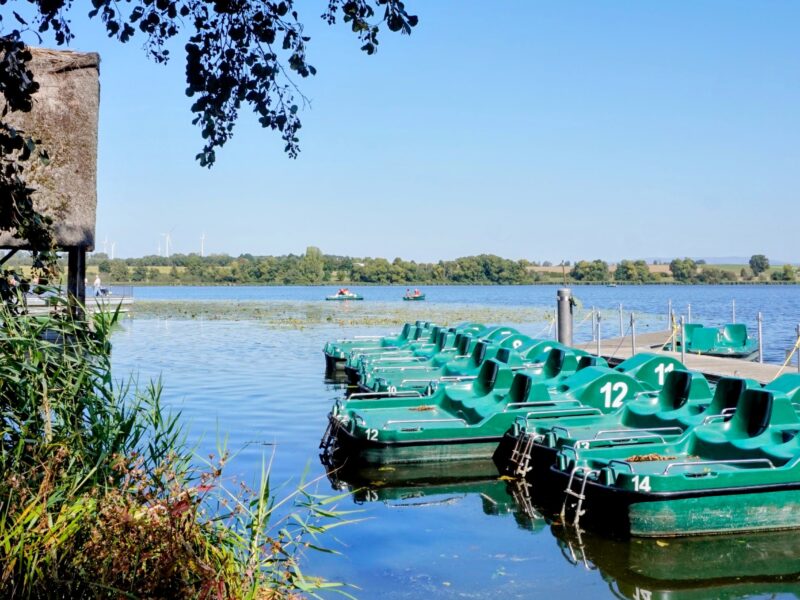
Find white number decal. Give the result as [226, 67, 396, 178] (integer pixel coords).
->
[600, 381, 628, 408]
[387, 385, 397, 393]
[575, 441, 590, 449]
[365, 428, 378, 441]
[513, 339, 523, 349]
[654, 362, 675, 386]
[632, 475, 651, 492]
[365, 490, 379, 502]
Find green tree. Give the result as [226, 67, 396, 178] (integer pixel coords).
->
[570, 260, 610, 282]
[130, 265, 148, 282]
[772, 264, 795, 282]
[669, 258, 697, 282]
[749, 254, 770, 275]
[109, 260, 129, 282]
[614, 260, 653, 283]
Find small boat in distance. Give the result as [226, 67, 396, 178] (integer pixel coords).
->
[403, 288, 426, 301]
[326, 288, 363, 301]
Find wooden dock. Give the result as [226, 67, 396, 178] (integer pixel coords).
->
[578, 329, 788, 384]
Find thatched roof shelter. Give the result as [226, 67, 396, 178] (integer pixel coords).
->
[0, 48, 100, 251]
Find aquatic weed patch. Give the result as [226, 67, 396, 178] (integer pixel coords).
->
[133, 300, 559, 329]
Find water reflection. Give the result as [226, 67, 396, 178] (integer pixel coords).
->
[551, 526, 800, 599]
[325, 454, 800, 599]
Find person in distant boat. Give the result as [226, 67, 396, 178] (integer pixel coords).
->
[93, 274, 102, 297]
[414, 288, 420, 297]
[406, 288, 411, 297]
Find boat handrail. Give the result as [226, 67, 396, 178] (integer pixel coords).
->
[369, 356, 428, 364]
[374, 365, 439, 373]
[524, 407, 603, 419]
[346, 390, 422, 399]
[504, 400, 582, 411]
[352, 336, 385, 340]
[662, 458, 775, 475]
[398, 378, 441, 385]
[438, 375, 478, 382]
[607, 459, 635, 473]
[382, 418, 467, 430]
[550, 425, 572, 439]
[576, 433, 670, 448]
[593, 426, 684, 439]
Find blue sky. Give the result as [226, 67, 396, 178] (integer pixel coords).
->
[39, 1, 800, 261]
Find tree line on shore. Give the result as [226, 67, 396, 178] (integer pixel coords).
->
[61, 249, 796, 285]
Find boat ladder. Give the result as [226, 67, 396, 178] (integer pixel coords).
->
[508, 478, 541, 521]
[319, 415, 343, 455]
[508, 431, 537, 477]
[560, 466, 598, 529]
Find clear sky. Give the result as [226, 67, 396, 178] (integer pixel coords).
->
[39, 1, 800, 262]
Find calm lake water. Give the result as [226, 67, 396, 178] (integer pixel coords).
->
[112, 285, 800, 599]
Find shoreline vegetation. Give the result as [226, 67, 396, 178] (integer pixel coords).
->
[0, 299, 353, 597]
[8, 250, 797, 287]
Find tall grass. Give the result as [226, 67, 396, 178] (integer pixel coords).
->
[0, 296, 355, 598]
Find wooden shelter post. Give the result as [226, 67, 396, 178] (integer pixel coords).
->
[67, 247, 86, 315]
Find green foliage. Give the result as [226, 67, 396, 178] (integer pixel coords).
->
[696, 266, 737, 284]
[614, 259, 653, 283]
[569, 259, 609, 282]
[669, 257, 697, 282]
[772, 264, 795, 282]
[749, 254, 770, 275]
[0, 300, 352, 597]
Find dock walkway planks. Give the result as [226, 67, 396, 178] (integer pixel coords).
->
[577, 329, 788, 384]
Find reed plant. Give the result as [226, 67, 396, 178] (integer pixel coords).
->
[0, 295, 355, 599]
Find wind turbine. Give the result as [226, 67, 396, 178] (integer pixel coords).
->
[110, 241, 116, 260]
[103, 236, 109, 255]
[162, 227, 175, 258]
[201, 232, 206, 257]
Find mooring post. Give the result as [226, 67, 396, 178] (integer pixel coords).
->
[596, 312, 602, 357]
[687, 303, 692, 324]
[680, 315, 686, 364]
[757, 311, 764, 364]
[630, 313, 636, 356]
[556, 288, 574, 346]
[667, 299, 672, 326]
[591, 306, 597, 342]
[618, 303, 624, 337]
[732, 299, 736, 324]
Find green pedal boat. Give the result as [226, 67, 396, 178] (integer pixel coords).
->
[665, 323, 759, 360]
[324, 320, 439, 371]
[340, 323, 490, 382]
[496, 363, 734, 484]
[320, 348, 675, 468]
[551, 375, 800, 537]
[356, 332, 566, 394]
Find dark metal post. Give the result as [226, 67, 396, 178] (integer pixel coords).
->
[630, 313, 636, 355]
[757, 312, 763, 364]
[591, 306, 597, 342]
[67, 246, 86, 318]
[618, 303, 623, 337]
[557, 288, 573, 346]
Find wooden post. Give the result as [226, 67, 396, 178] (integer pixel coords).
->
[67, 246, 86, 317]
